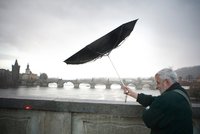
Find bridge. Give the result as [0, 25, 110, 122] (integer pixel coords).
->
[40, 78, 156, 90]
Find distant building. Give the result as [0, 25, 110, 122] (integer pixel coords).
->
[0, 69, 12, 88]
[0, 60, 20, 88]
[0, 59, 46, 88]
[12, 60, 20, 87]
[21, 64, 38, 86]
[196, 76, 200, 82]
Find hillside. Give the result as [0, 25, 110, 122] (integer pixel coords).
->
[175, 65, 200, 80]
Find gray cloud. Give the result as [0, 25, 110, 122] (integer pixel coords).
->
[0, 0, 200, 77]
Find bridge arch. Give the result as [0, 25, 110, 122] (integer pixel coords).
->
[110, 83, 121, 89]
[140, 83, 156, 90]
[64, 82, 74, 88]
[48, 82, 57, 88]
[95, 84, 106, 89]
[126, 83, 137, 89]
[79, 83, 91, 89]
[142, 84, 151, 89]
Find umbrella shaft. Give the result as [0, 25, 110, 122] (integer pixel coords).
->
[107, 56, 127, 103]
[107, 55, 124, 86]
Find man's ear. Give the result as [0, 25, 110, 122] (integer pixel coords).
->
[165, 79, 172, 85]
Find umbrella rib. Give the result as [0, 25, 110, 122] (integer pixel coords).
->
[112, 26, 124, 50]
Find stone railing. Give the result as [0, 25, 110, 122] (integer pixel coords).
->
[0, 97, 199, 134]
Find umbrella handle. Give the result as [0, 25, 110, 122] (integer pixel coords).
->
[107, 55, 128, 103]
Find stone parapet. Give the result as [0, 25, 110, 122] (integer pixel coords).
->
[0, 97, 199, 134]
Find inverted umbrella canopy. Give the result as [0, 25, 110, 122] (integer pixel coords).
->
[64, 19, 138, 64]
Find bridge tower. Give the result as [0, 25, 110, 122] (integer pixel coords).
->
[90, 78, 95, 89]
[105, 79, 111, 89]
[57, 79, 64, 88]
[90, 83, 95, 89]
[12, 59, 20, 87]
[73, 79, 80, 89]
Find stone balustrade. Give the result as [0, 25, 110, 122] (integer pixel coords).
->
[0, 97, 199, 134]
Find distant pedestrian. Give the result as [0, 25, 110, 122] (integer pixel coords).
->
[123, 68, 193, 134]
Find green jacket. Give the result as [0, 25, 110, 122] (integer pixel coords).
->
[137, 82, 193, 134]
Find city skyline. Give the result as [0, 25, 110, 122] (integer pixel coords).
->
[0, 0, 200, 79]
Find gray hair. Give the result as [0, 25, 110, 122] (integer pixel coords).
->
[156, 68, 178, 83]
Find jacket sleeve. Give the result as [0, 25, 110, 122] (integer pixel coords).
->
[142, 95, 174, 129]
[137, 93, 156, 107]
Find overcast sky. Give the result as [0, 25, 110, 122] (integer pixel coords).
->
[0, 0, 200, 79]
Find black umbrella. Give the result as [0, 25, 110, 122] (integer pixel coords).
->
[64, 19, 138, 102]
[65, 19, 138, 64]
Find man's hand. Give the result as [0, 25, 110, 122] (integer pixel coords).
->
[122, 86, 138, 99]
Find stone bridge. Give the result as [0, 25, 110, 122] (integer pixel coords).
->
[41, 78, 156, 90]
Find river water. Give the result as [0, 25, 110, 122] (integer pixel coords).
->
[0, 84, 160, 102]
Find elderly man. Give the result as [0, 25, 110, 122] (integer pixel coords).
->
[123, 68, 193, 134]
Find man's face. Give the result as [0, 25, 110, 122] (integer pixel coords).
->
[155, 75, 168, 94]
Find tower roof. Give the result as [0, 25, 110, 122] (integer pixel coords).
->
[15, 59, 18, 65]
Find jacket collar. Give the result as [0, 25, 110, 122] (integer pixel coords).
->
[164, 82, 183, 93]
[164, 82, 190, 97]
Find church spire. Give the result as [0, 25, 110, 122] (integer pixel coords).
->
[15, 59, 18, 66]
[26, 63, 31, 74]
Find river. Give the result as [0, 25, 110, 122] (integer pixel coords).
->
[0, 83, 160, 102]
